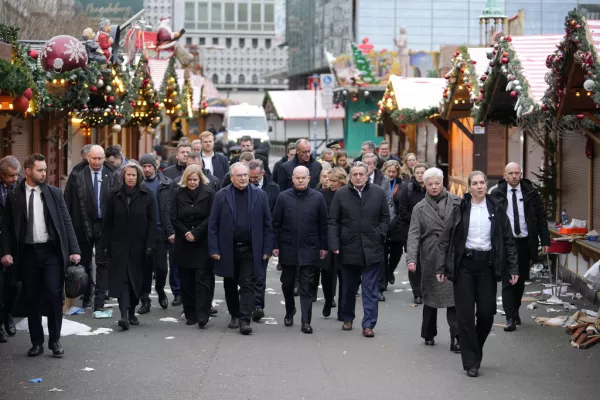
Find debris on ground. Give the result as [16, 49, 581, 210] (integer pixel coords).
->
[159, 317, 179, 323]
[81, 367, 95, 372]
[48, 388, 64, 392]
[527, 302, 538, 310]
[76, 327, 112, 336]
[165, 336, 175, 340]
[92, 310, 113, 319]
[64, 306, 85, 315]
[537, 311, 600, 349]
[28, 378, 43, 383]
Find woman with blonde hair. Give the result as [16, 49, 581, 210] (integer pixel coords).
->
[171, 164, 216, 328]
[399, 153, 418, 182]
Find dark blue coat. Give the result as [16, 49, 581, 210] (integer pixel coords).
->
[261, 179, 280, 212]
[272, 188, 328, 267]
[208, 184, 273, 279]
[207, 152, 230, 180]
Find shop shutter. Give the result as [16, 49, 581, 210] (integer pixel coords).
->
[426, 122, 437, 167]
[593, 141, 600, 231]
[486, 123, 506, 178]
[507, 127, 523, 166]
[416, 123, 427, 162]
[9, 117, 33, 166]
[561, 135, 588, 221]
[524, 137, 544, 182]
[450, 120, 473, 180]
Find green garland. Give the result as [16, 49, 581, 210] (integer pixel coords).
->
[472, 34, 537, 125]
[128, 56, 161, 128]
[0, 59, 30, 97]
[390, 106, 439, 127]
[441, 46, 479, 114]
[158, 58, 179, 103]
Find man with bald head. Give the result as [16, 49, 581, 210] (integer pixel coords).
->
[65, 144, 118, 310]
[491, 162, 550, 332]
[208, 163, 273, 335]
[272, 166, 328, 333]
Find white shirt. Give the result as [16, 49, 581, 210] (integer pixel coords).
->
[25, 183, 49, 243]
[506, 184, 528, 238]
[257, 176, 264, 189]
[465, 199, 492, 251]
[202, 151, 214, 175]
[352, 185, 365, 198]
[369, 172, 374, 184]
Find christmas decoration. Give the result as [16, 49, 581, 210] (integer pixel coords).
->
[350, 43, 380, 85]
[28, 49, 38, 60]
[111, 123, 122, 133]
[158, 58, 181, 117]
[40, 35, 88, 72]
[128, 56, 161, 127]
[440, 46, 480, 116]
[12, 96, 29, 113]
[23, 88, 33, 100]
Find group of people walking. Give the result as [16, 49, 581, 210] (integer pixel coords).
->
[0, 134, 550, 378]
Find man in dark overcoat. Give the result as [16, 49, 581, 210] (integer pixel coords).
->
[276, 139, 322, 191]
[208, 163, 273, 335]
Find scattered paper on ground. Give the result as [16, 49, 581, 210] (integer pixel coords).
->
[536, 316, 568, 327]
[159, 317, 179, 323]
[76, 327, 112, 336]
[521, 297, 538, 302]
[48, 388, 64, 392]
[81, 367, 95, 372]
[29, 378, 42, 383]
[64, 307, 85, 315]
[401, 281, 409, 285]
[497, 309, 506, 315]
[280, 301, 286, 305]
[165, 336, 175, 340]
[212, 299, 224, 307]
[393, 289, 404, 293]
[92, 310, 113, 319]
[17, 317, 93, 336]
[103, 304, 118, 308]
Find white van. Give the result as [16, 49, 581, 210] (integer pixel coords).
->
[222, 103, 271, 157]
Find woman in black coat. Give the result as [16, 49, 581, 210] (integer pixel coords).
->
[103, 162, 156, 331]
[390, 162, 427, 303]
[318, 167, 348, 318]
[171, 164, 215, 328]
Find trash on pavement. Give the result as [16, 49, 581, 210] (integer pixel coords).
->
[264, 320, 277, 325]
[76, 327, 112, 336]
[92, 310, 113, 319]
[18, 317, 92, 336]
[527, 303, 538, 310]
[525, 291, 542, 295]
[103, 303, 118, 308]
[48, 388, 64, 392]
[159, 317, 179, 323]
[81, 367, 95, 372]
[575, 293, 583, 300]
[65, 306, 85, 315]
[583, 309, 598, 318]
[563, 303, 578, 311]
[28, 378, 43, 383]
[393, 289, 404, 293]
[535, 316, 568, 327]
[165, 336, 175, 340]
[547, 308, 563, 312]
[569, 322, 600, 349]
[521, 297, 538, 302]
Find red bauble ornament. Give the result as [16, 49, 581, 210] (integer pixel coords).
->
[28, 49, 38, 59]
[40, 35, 88, 72]
[510, 91, 518, 97]
[576, 114, 585, 120]
[541, 104, 548, 111]
[481, 75, 487, 82]
[90, 86, 98, 93]
[505, 36, 512, 42]
[472, 60, 477, 64]
[501, 57, 509, 64]
[12, 96, 29, 113]
[107, 96, 115, 103]
[154, 102, 160, 109]
[130, 101, 136, 107]
[489, 62, 495, 67]
[479, 121, 485, 127]
[23, 88, 33, 100]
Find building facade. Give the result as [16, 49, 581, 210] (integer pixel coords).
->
[172, 0, 288, 103]
[144, 0, 173, 27]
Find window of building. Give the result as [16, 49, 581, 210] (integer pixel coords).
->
[252, 38, 258, 49]
[224, 2, 235, 29]
[184, 2, 195, 29]
[211, 3, 222, 29]
[239, 38, 245, 48]
[212, 37, 219, 45]
[186, 37, 192, 45]
[239, 74, 245, 84]
[226, 38, 232, 48]
[264, 3, 274, 30]
[252, 74, 258, 84]
[198, 2, 208, 29]
[265, 38, 271, 49]
[251, 3, 261, 30]
[199, 37, 206, 45]
[238, 2, 248, 30]
[226, 74, 232, 84]
[212, 74, 219, 84]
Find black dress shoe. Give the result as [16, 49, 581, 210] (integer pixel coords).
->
[118, 319, 130, 331]
[378, 292, 386, 302]
[48, 340, 64, 357]
[82, 299, 92, 309]
[388, 275, 395, 285]
[5, 315, 16, 337]
[210, 307, 218, 315]
[467, 368, 479, 378]
[301, 323, 313, 334]
[514, 314, 522, 325]
[28, 344, 44, 357]
[228, 317, 239, 329]
[186, 318, 199, 325]
[424, 338, 435, 346]
[171, 295, 182, 307]
[239, 323, 252, 335]
[331, 300, 337, 308]
[414, 297, 423, 304]
[322, 302, 332, 317]
[284, 308, 296, 327]
[252, 309, 265, 322]
[504, 319, 516, 332]
[137, 299, 151, 315]
[198, 321, 207, 329]
[157, 290, 168, 309]
[450, 337, 461, 353]
[0, 326, 7, 343]
[129, 314, 140, 326]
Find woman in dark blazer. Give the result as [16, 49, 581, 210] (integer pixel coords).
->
[103, 162, 156, 331]
[171, 164, 215, 329]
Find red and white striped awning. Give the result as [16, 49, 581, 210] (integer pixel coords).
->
[510, 35, 564, 104]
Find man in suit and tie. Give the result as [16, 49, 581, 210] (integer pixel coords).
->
[64, 145, 117, 310]
[0, 156, 22, 342]
[1, 154, 80, 357]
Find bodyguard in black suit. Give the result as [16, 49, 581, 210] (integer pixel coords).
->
[491, 163, 550, 332]
[0, 156, 22, 342]
[64, 145, 116, 310]
[437, 171, 518, 377]
[192, 132, 230, 180]
[2, 154, 81, 357]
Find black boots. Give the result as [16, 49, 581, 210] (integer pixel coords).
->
[138, 298, 151, 314]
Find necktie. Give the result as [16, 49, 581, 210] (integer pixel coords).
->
[511, 188, 521, 236]
[26, 189, 35, 243]
[94, 172, 101, 218]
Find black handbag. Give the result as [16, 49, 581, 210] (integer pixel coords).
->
[64, 263, 88, 299]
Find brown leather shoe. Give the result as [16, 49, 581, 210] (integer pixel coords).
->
[342, 321, 353, 331]
[362, 328, 374, 338]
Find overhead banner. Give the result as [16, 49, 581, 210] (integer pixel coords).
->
[75, 0, 144, 26]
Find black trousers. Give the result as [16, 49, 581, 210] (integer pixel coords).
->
[281, 264, 317, 323]
[80, 219, 108, 307]
[320, 253, 338, 305]
[0, 266, 21, 324]
[253, 259, 268, 310]
[454, 256, 497, 371]
[380, 240, 404, 291]
[409, 263, 423, 298]
[502, 238, 530, 319]
[118, 273, 138, 321]
[180, 267, 214, 325]
[421, 305, 457, 340]
[22, 243, 62, 345]
[141, 229, 168, 300]
[223, 244, 254, 324]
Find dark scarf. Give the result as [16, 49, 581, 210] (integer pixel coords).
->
[123, 185, 139, 205]
[426, 187, 448, 220]
[186, 186, 202, 202]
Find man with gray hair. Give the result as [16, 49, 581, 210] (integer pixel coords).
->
[277, 139, 322, 191]
[355, 141, 384, 168]
[0, 156, 22, 341]
[363, 153, 384, 186]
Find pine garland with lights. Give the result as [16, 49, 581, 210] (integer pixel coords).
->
[352, 110, 379, 123]
[391, 107, 439, 127]
[159, 58, 181, 118]
[441, 46, 479, 114]
[181, 77, 194, 118]
[473, 33, 536, 125]
[128, 56, 161, 127]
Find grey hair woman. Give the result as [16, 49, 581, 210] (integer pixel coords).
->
[406, 167, 462, 351]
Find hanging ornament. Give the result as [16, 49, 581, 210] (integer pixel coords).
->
[90, 85, 98, 93]
[515, 85, 523, 91]
[111, 124, 122, 133]
[479, 121, 485, 127]
[154, 117, 161, 124]
[107, 96, 115, 103]
[583, 79, 596, 91]
[12, 96, 30, 113]
[541, 104, 549, 111]
[501, 57, 509, 64]
[97, 79, 104, 88]
[28, 49, 38, 59]
[576, 114, 585, 120]
[40, 35, 88, 72]
[154, 102, 160, 109]
[510, 91, 518, 97]
[146, 127, 155, 134]
[105, 85, 112, 93]
[23, 88, 33, 100]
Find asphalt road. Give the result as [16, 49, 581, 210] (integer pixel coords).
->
[0, 254, 599, 400]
